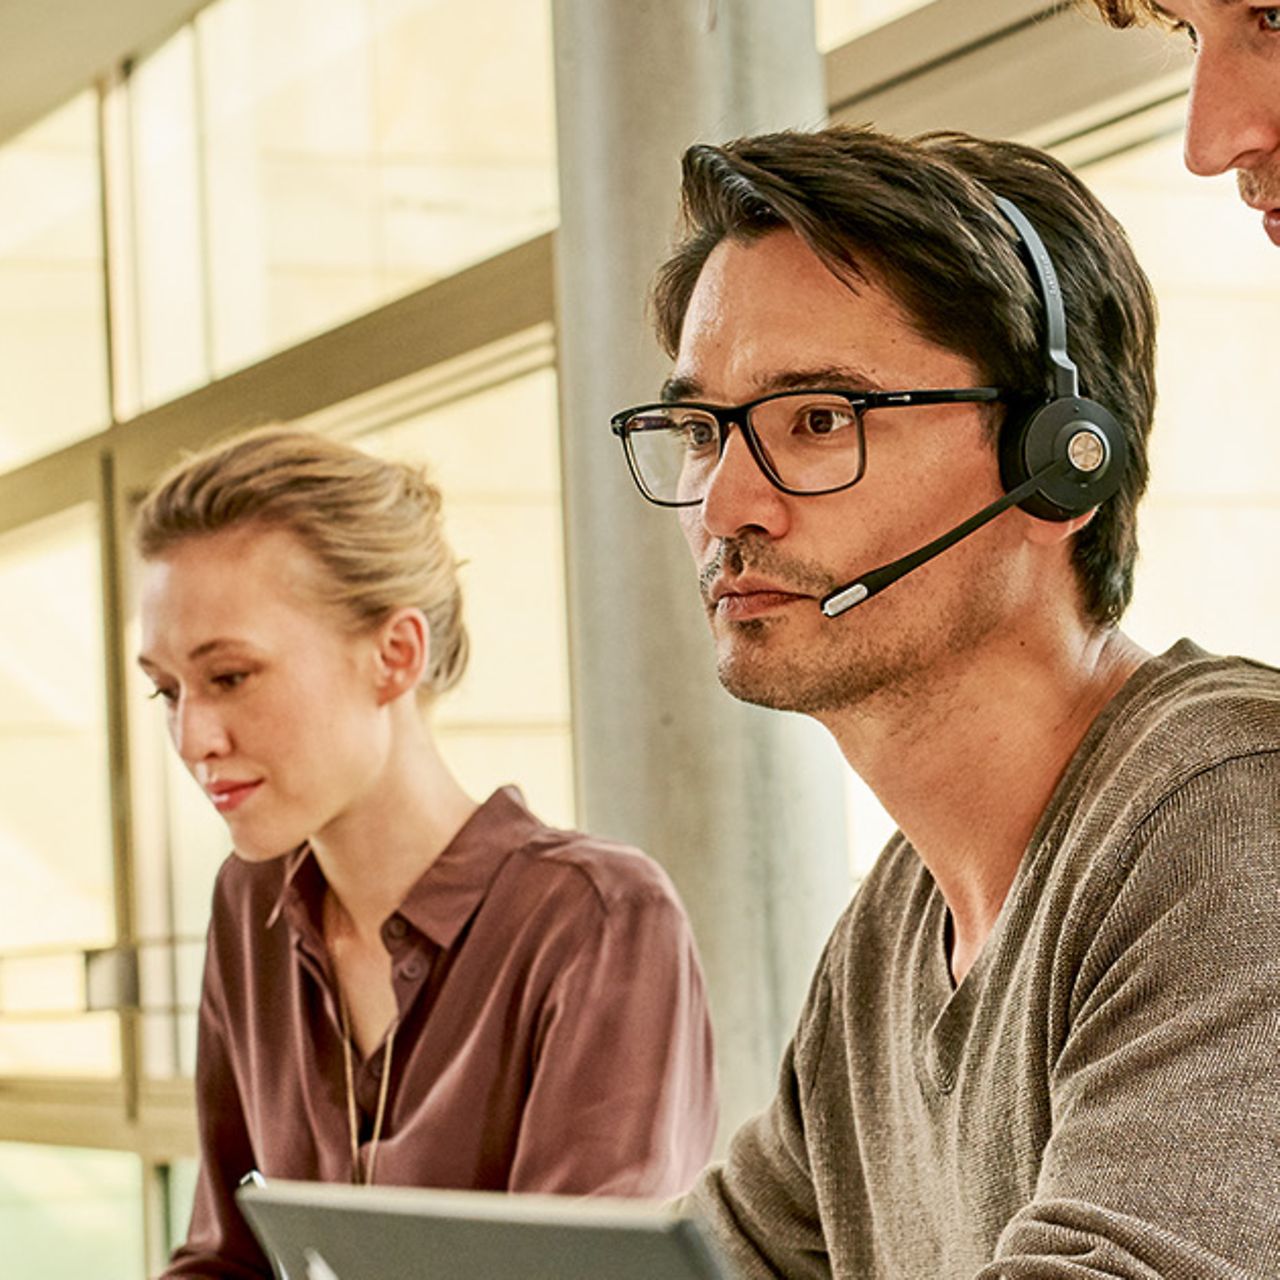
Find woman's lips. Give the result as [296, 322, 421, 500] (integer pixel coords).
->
[208, 780, 263, 812]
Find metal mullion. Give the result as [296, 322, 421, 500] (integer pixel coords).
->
[99, 446, 144, 1128]
[110, 231, 555, 497]
[0, 437, 102, 537]
[98, 65, 143, 425]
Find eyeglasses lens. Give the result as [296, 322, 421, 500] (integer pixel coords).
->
[624, 393, 863, 503]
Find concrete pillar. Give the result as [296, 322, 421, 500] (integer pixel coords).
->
[551, 0, 851, 1143]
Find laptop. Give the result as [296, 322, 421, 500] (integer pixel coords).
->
[236, 1178, 738, 1280]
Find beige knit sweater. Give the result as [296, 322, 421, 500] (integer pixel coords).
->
[691, 640, 1280, 1279]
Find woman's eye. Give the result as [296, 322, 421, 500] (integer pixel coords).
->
[148, 686, 177, 705]
[212, 672, 249, 691]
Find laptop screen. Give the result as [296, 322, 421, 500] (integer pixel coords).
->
[236, 1178, 737, 1280]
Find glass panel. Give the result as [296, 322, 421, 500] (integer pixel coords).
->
[0, 505, 117, 1073]
[816, 0, 935, 50]
[165, 1157, 200, 1258]
[1077, 119, 1280, 666]
[356, 366, 575, 827]
[195, 0, 557, 376]
[130, 25, 210, 410]
[0, 1143, 144, 1280]
[0, 92, 109, 470]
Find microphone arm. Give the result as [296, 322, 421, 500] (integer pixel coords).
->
[819, 458, 1070, 619]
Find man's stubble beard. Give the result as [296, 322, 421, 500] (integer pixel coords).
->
[1240, 165, 1280, 211]
[709, 554, 1014, 717]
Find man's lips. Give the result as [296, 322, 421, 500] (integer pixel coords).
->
[709, 577, 813, 619]
[205, 779, 263, 812]
[1264, 209, 1280, 247]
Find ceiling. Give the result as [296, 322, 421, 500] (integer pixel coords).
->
[0, 0, 211, 145]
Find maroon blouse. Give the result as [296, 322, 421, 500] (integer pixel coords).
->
[165, 787, 718, 1278]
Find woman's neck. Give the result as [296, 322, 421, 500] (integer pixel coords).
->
[311, 714, 478, 944]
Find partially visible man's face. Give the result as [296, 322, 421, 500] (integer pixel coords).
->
[1156, 0, 1280, 244]
[672, 230, 1039, 719]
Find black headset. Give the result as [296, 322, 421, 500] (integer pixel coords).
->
[992, 195, 1128, 522]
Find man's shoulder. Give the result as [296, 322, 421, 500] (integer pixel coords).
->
[1037, 640, 1280, 912]
[1070, 639, 1280, 826]
[1119, 638, 1280, 736]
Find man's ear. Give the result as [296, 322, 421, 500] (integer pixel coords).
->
[373, 607, 430, 705]
[1020, 506, 1097, 547]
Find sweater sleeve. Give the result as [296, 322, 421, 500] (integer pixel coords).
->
[684, 943, 838, 1280]
[507, 881, 718, 1198]
[981, 753, 1280, 1279]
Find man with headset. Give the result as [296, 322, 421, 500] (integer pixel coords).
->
[1083, 0, 1280, 245]
[611, 126, 1280, 1277]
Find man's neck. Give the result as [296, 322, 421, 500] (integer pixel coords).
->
[824, 627, 1149, 985]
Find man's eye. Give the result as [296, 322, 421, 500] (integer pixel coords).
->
[676, 419, 718, 451]
[1260, 8, 1280, 33]
[795, 406, 855, 438]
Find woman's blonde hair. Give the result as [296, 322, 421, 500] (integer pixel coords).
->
[135, 426, 469, 701]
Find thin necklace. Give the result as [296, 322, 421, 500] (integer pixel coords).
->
[337, 987, 398, 1186]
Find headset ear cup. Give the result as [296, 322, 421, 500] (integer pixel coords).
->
[1000, 396, 1128, 521]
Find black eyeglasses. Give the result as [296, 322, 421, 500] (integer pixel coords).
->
[611, 386, 1006, 507]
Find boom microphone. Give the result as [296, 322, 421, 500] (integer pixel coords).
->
[819, 458, 1070, 619]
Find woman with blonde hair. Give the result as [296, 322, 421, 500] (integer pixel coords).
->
[136, 426, 717, 1279]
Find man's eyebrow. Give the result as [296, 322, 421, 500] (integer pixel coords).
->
[661, 366, 885, 404]
[661, 375, 701, 403]
[765, 366, 886, 394]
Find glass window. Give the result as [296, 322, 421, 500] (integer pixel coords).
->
[0, 1142, 145, 1280]
[164, 1157, 200, 1258]
[0, 93, 109, 470]
[194, 0, 557, 377]
[1073, 114, 1280, 667]
[0, 505, 117, 1074]
[816, 0, 935, 50]
[129, 26, 210, 410]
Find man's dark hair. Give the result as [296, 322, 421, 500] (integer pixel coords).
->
[652, 126, 1158, 627]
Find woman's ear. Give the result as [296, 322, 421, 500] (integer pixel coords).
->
[373, 607, 430, 705]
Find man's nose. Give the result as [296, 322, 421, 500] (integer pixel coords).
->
[171, 695, 231, 766]
[1184, 47, 1280, 177]
[700, 424, 790, 541]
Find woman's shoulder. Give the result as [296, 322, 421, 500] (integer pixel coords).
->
[507, 819, 684, 918]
